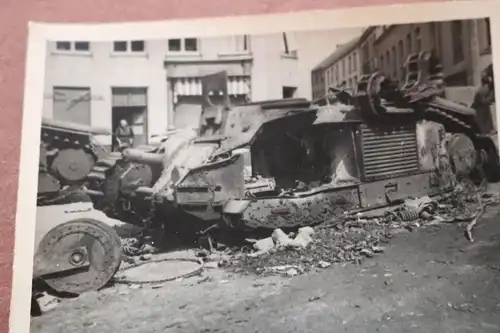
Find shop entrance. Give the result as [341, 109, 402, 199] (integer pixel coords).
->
[111, 87, 148, 146]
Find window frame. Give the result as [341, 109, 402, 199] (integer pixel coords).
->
[54, 41, 91, 53]
[112, 40, 147, 54]
[167, 38, 200, 54]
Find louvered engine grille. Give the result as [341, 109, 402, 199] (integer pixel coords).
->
[361, 123, 420, 180]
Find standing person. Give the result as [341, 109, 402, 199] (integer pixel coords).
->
[114, 118, 134, 151]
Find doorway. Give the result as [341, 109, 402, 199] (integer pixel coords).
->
[111, 87, 148, 146]
[112, 106, 147, 146]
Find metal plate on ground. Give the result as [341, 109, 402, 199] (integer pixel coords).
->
[114, 257, 203, 284]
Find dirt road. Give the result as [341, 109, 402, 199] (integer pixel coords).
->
[31, 203, 500, 333]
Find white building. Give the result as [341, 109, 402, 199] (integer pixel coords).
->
[43, 34, 304, 146]
[164, 34, 302, 130]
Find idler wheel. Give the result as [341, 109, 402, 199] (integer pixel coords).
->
[33, 218, 122, 294]
[51, 148, 96, 183]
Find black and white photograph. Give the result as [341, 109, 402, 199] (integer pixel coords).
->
[11, 2, 500, 332]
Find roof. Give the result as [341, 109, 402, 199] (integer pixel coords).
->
[359, 26, 376, 44]
[312, 36, 361, 71]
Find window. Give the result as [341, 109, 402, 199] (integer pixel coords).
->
[392, 46, 397, 78]
[342, 60, 346, 78]
[415, 27, 422, 52]
[282, 86, 297, 98]
[478, 18, 492, 53]
[55, 41, 90, 52]
[406, 33, 412, 55]
[56, 42, 71, 50]
[398, 40, 404, 65]
[386, 50, 390, 74]
[74, 42, 90, 51]
[185, 38, 198, 52]
[486, 18, 492, 48]
[243, 35, 249, 51]
[168, 39, 181, 52]
[380, 55, 384, 71]
[131, 41, 145, 52]
[452, 20, 464, 64]
[113, 40, 145, 53]
[353, 52, 357, 71]
[113, 41, 128, 52]
[168, 38, 199, 52]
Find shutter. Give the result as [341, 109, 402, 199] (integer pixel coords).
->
[361, 123, 420, 180]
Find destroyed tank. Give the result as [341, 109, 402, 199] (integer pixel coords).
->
[38, 117, 112, 206]
[33, 119, 122, 297]
[82, 52, 500, 234]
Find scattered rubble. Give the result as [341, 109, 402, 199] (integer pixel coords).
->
[246, 227, 315, 257]
[33, 292, 60, 314]
[226, 180, 499, 277]
[78, 178, 499, 283]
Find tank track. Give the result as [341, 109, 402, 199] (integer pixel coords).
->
[38, 126, 109, 207]
[84, 145, 159, 209]
[37, 185, 92, 206]
[85, 151, 125, 197]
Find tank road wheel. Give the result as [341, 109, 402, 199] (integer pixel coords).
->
[33, 218, 122, 295]
[446, 133, 478, 178]
[51, 148, 96, 183]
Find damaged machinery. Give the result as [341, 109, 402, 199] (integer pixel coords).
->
[82, 51, 499, 236]
[33, 119, 123, 296]
[38, 118, 112, 206]
[32, 216, 123, 295]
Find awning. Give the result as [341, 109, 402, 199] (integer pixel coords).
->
[172, 76, 251, 97]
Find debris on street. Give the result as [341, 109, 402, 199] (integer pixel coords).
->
[246, 227, 315, 257]
[228, 180, 500, 277]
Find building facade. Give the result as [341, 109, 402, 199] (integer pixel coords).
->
[311, 37, 361, 101]
[358, 19, 492, 87]
[43, 40, 169, 146]
[43, 33, 302, 145]
[164, 33, 302, 130]
[314, 18, 492, 99]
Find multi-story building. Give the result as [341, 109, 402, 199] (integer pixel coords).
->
[314, 18, 494, 132]
[358, 19, 492, 87]
[43, 33, 303, 146]
[164, 33, 302, 130]
[43, 39, 169, 147]
[310, 37, 361, 101]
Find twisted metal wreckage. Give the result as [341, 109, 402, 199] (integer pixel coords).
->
[33, 50, 498, 296]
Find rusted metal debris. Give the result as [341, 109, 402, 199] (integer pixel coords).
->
[227, 179, 499, 277]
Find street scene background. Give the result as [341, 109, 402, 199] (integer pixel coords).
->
[43, 19, 493, 147]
